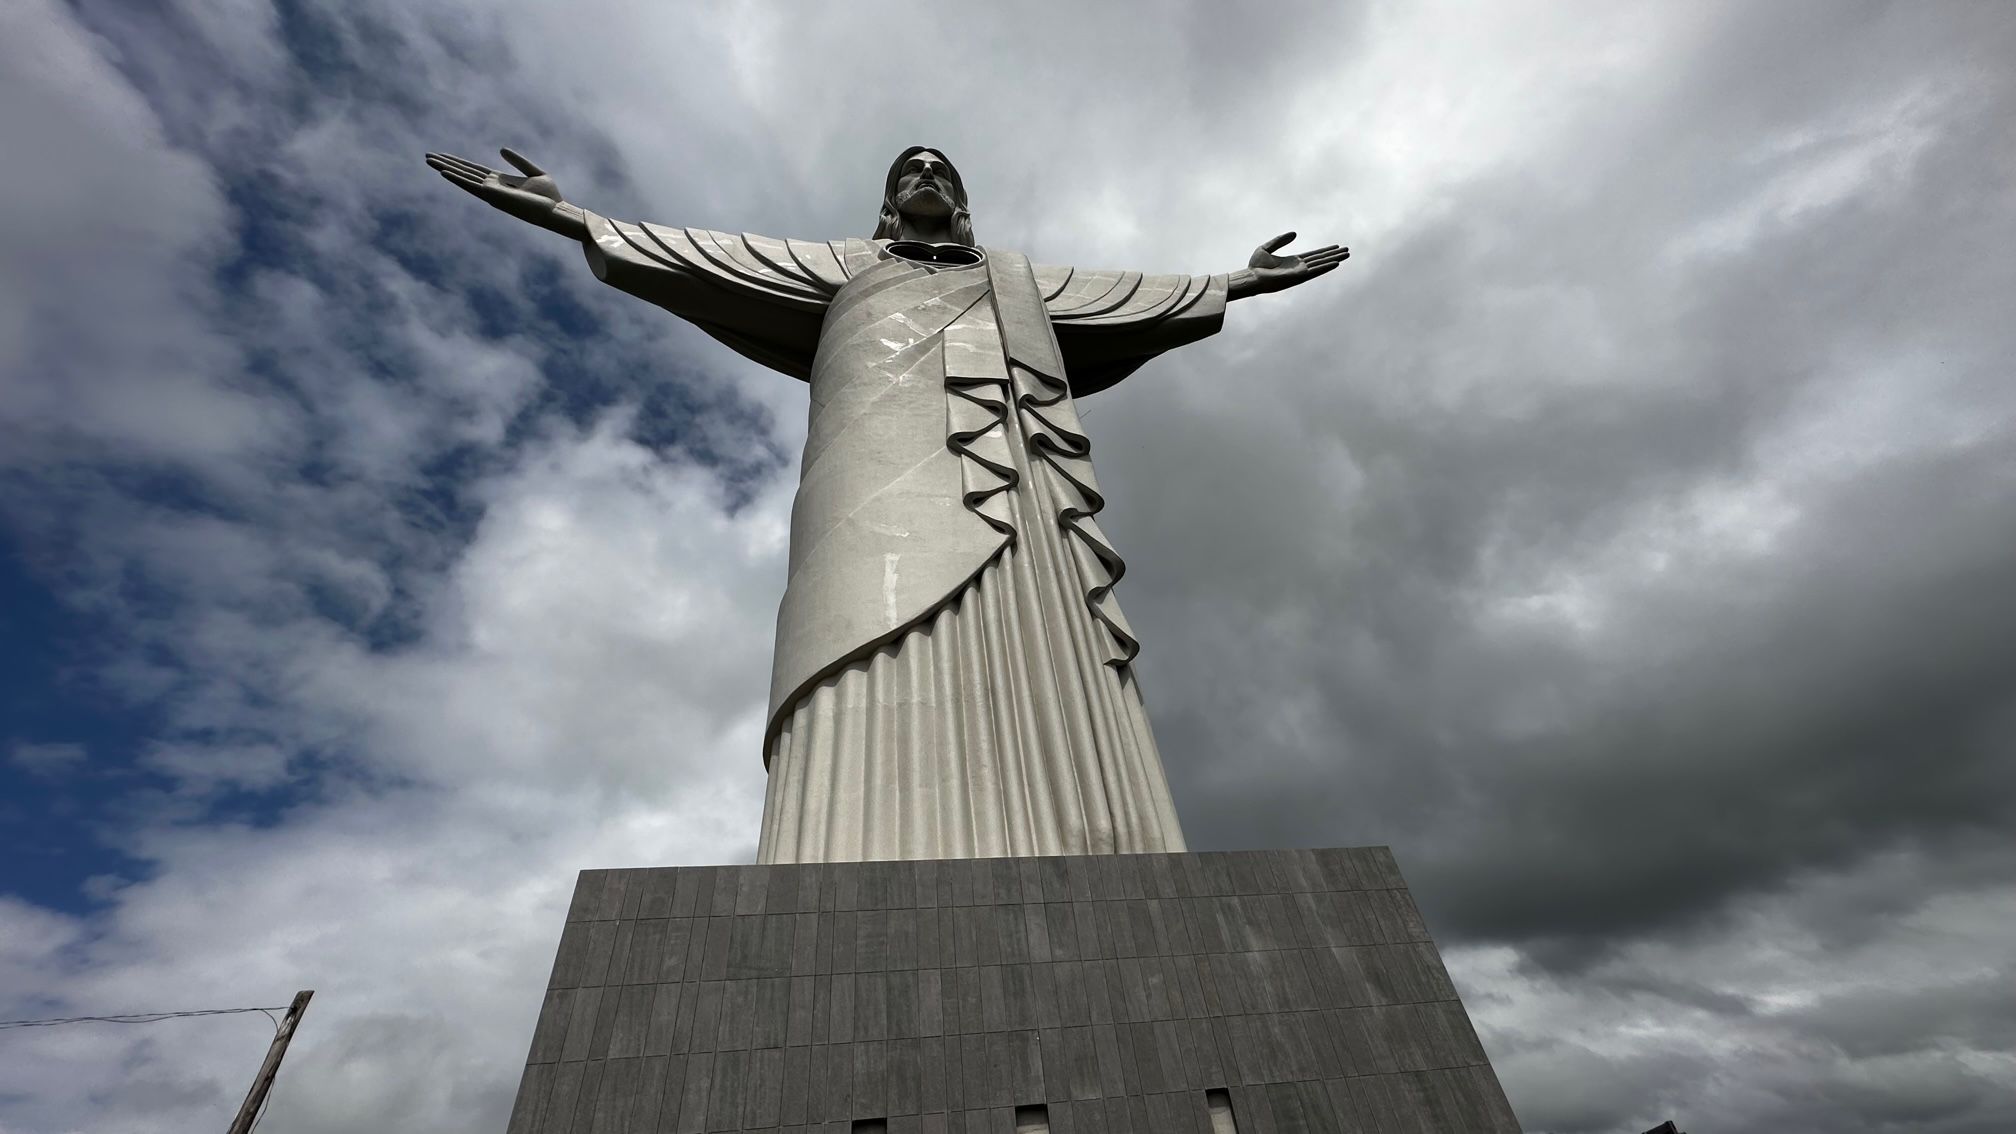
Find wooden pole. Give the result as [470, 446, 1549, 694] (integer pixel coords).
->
[225, 990, 313, 1134]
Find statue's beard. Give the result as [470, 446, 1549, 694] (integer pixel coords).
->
[897, 183, 954, 217]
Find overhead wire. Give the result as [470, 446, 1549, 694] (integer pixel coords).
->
[0, 1006, 290, 1031]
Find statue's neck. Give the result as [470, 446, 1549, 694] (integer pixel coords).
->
[895, 213, 960, 245]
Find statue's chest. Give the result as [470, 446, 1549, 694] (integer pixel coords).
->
[809, 258, 1000, 401]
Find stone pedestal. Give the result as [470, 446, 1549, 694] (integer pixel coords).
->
[505, 848, 1522, 1133]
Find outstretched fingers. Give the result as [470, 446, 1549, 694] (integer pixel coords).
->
[499, 147, 546, 176]
[427, 152, 499, 180]
[1260, 230, 1298, 254]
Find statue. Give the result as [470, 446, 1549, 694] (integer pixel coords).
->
[426, 145, 1348, 864]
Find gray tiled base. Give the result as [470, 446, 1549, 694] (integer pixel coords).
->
[505, 848, 1522, 1133]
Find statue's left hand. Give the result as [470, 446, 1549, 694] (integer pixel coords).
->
[1244, 231, 1350, 294]
[425, 148, 587, 241]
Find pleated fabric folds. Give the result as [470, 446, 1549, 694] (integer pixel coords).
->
[757, 414, 1187, 862]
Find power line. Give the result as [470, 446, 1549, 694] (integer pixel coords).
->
[0, 1006, 290, 1031]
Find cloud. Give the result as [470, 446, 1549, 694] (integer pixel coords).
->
[9, 743, 88, 780]
[0, 1, 2011, 1132]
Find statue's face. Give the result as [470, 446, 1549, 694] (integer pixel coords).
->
[894, 151, 956, 218]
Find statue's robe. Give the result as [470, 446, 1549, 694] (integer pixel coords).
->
[581, 212, 1228, 861]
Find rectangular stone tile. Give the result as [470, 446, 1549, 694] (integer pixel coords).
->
[566, 871, 607, 924]
[990, 857, 1023, 906]
[626, 919, 668, 985]
[591, 871, 629, 921]
[953, 966, 984, 1036]
[608, 983, 655, 1058]
[1036, 857, 1070, 904]
[1181, 1016, 1225, 1089]
[1035, 1027, 1066, 1102]
[858, 908, 894, 973]
[673, 1052, 713, 1134]
[1081, 960, 1117, 1027]
[856, 860, 895, 911]
[658, 918, 700, 985]
[666, 868, 706, 920]
[699, 869, 732, 918]
[532, 1061, 582, 1134]
[831, 968, 858, 1043]
[1044, 904, 1080, 964]
[547, 921, 592, 991]
[1015, 859, 1044, 910]
[578, 921, 621, 988]
[810, 974, 833, 1046]
[978, 965, 1009, 1031]
[996, 906, 1031, 967]
[1051, 960, 1087, 1028]
[858, 970, 890, 1041]
[652, 1055, 688, 1134]
[1007, 1028, 1044, 1103]
[918, 969, 944, 1038]
[832, 911, 861, 974]
[915, 906, 945, 969]
[509, 1063, 554, 1134]
[1081, 902, 1114, 960]
[1142, 856, 1179, 903]
[948, 859, 978, 908]
[888, 907, 920, 972]
[753, 975, 791, 1050]
[696, 918, 733, 982]
[946, 906, 977, 968]
[887, 968, 920, 1040]
[780, 1045, 811, 1126]
[921, 1034, 948, 1113]
[1057, 1025, 1099, 1102]
[704, 1048, 746, 1131]
[1091, 1022, 1128, 1098]
[528, 988, 575, 1064]
[830, 862, 861, 912]
[854, 1039, 890, 1119]
[786, 972, 818, 1041]
[567, 1061, 607, 1134]
[558, 987, 602, 1063]
[588, 1055, 640, 1134]
[763, 864, 801, 915]
[734, 867, 769, 916]
[960, 1031, 992, 1110]
[814, 912, 838, 977]
[715, 979, 754, 1051]
[816, 1044, 854, 1124]
[795, 864, 825, 916]
[1028, 962, 1061, 1031]
[889, 1036, 923, 1116]
[685, 982, 724, 1055]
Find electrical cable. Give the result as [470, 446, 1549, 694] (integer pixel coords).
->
[0, 1006, 291, 1031]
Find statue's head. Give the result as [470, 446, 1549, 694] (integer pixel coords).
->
[874, 146, 975, 246]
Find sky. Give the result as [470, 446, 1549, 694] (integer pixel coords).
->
[1, 0, 2013, 1131]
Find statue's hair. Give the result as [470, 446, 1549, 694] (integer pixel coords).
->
[873, 145, 975, 246]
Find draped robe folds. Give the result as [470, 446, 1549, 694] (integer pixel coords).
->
[580, 212, 1228, 862]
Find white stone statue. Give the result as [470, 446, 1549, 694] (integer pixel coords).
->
[427, 145, 1349, 862]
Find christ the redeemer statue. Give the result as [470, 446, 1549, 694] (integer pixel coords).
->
[427, 145, 1348, 864]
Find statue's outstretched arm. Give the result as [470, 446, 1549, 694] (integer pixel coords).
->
[1227, 231, 1350, 300]
[426, 147, 837, 380]
[426, 148, 588, 241]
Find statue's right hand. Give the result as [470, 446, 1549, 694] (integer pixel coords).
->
[426, 148, 584, 238]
